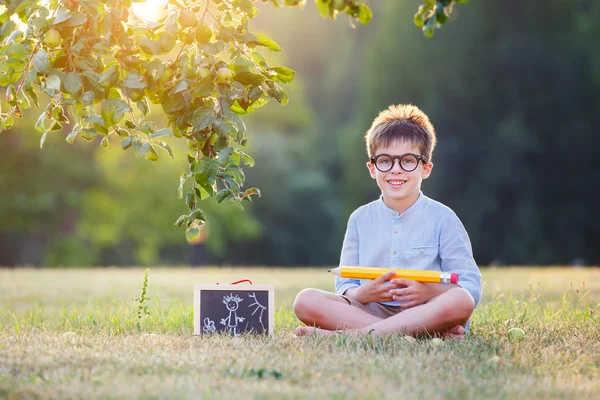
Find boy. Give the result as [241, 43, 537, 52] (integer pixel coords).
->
[294, 104, 482, 339]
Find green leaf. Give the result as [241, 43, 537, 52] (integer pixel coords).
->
[124, 71, 147, 90]
[178, 174, 187, 199]
[138, 38, 162, 55]
[218, 147, 233, 166]
[268, 66, 295, 83]
[423, 16, 436, 38]
[46, 75, 60, 96]
[186, 227, 200, 242]
[137, 99, 149, 116]
[82, 91, 95, 106]
[64, 72, 83, 95]
[98, 65, 118, 87]
[243, 187, 261, 197]
[81, 128, 98, 141]
[40, 130, 49, 149]
[234, 71, 265, 86]
[249, 33, 282, 51]
[172, 79, 189, 94]
[229, 150, 241, 166]
[101, 98, 130, 127]
[147, 59, 165, 80]
[144, 144, 159, 161]
[154, 141, 173, 158]
[192, 75, 215, 97]
[175, 215, 187, 227]
[194, 157, 219, 185]
[189, 209, 206, 222]
[216, 189, 231, 203]
[192, 107, 216, 132]
[32, 50, 50, 73]
[65, 128, 80, 144]
[240, 152, 255, 167]
[149, 128, 172, 139]
[229, 197, 244, 211]
[35, 112, 47, 133]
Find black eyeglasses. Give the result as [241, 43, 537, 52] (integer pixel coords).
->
[369, 153, 428, 172]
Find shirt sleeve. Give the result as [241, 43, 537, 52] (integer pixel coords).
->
[335, 211, 361, 296]
[438, 211, 482, 308]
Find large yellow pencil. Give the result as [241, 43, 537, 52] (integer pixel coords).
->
[329, 266, 458, 284]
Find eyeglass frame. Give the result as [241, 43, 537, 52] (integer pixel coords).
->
[369, 153, 429, 173]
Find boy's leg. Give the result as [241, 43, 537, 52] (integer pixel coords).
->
[293, 288, 384, 331]
[298, 287, 474, 338]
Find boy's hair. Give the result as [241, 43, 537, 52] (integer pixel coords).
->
[365, 104, 437, 162]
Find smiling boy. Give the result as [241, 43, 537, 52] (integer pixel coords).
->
[294, 104, 482, 339]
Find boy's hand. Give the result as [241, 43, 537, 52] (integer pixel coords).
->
[388, 279, 438, 308]
[352, 271, 399, 303]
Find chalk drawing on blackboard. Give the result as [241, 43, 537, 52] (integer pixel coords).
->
[202, 317, 216, 334]
[248, 292, 267, 331]
[220, 294, 245, 336]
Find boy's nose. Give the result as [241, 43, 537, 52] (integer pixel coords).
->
[390, 159, 404, 173]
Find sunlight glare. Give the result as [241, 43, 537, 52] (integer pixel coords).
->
[131, 0, 168, 22]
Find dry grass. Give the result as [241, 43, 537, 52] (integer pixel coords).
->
[1, 267, 599, 399]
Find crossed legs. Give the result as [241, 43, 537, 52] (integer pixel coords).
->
[293, 287, 474, 338]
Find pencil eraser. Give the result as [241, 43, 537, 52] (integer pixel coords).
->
[450, 273, 459, 284]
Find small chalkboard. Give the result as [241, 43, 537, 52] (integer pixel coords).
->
[193, 284, 274, 336]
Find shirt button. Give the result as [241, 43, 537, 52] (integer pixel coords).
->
[392, 212, 398, 216]
[393, 229, 399, 234]
[392, 250, 397, 255]
[420, 248, 424, 253]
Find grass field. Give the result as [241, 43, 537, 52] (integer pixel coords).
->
[1, 267, 599, 399]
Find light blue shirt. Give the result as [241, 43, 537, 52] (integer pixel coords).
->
[336, 192, 482, 309]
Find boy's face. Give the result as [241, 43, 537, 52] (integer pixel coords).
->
[366, 140, 433, 212]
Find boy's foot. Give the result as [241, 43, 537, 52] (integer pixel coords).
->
[441, 324, 465, 340]
[295, 326, 336, 336]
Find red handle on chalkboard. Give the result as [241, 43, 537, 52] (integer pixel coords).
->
[215, 279, 253, 285]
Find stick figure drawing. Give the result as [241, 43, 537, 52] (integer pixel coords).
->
[220, 294, 245, 336]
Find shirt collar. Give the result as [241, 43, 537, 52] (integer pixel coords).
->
[378, 191, 426, 217]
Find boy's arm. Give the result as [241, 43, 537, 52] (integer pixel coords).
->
[335, 211, 361, 297]
[438, 211, 482, 307]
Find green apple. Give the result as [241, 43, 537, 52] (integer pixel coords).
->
[208, 132, 218, 145]
[43, 29, 61, 48]
[187, 139, 202, 151]
[198, 67, 212, 79]
[64, 0, 79, 11]
[216, 67, 233, 83]
[507, 327, 525, 342]
[179, 9, 198, 28]
[333, 0, 346, 11]
[195, 22, 213, 44]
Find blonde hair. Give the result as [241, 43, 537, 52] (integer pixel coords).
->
[365, 104, 437, 162]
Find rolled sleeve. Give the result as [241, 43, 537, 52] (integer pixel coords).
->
[336, 211, 361, 296]
[439, 211, 482, 307]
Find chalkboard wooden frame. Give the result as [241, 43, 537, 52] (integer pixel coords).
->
[193, 284, 275, 336]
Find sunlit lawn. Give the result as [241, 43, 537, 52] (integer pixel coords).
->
[1, 267, 599, 399]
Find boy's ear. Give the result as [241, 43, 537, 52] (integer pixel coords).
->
[421, 162, 433, 179]
[366, 161, 377, 179]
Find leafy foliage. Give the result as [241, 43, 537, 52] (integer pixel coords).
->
[0, 0, 467, 239]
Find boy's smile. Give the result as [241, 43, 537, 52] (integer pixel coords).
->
[367, 140, 433, 213]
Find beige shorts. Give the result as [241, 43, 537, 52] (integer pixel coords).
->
[340, 295, 403, 319]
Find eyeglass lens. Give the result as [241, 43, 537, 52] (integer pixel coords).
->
[376, 154, 419, 172]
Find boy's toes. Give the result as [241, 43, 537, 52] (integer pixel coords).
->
[295, 326, 312, 336]
[442, 325, 465, 340]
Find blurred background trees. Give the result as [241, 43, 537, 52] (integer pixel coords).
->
[1, 0, 599, 267]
